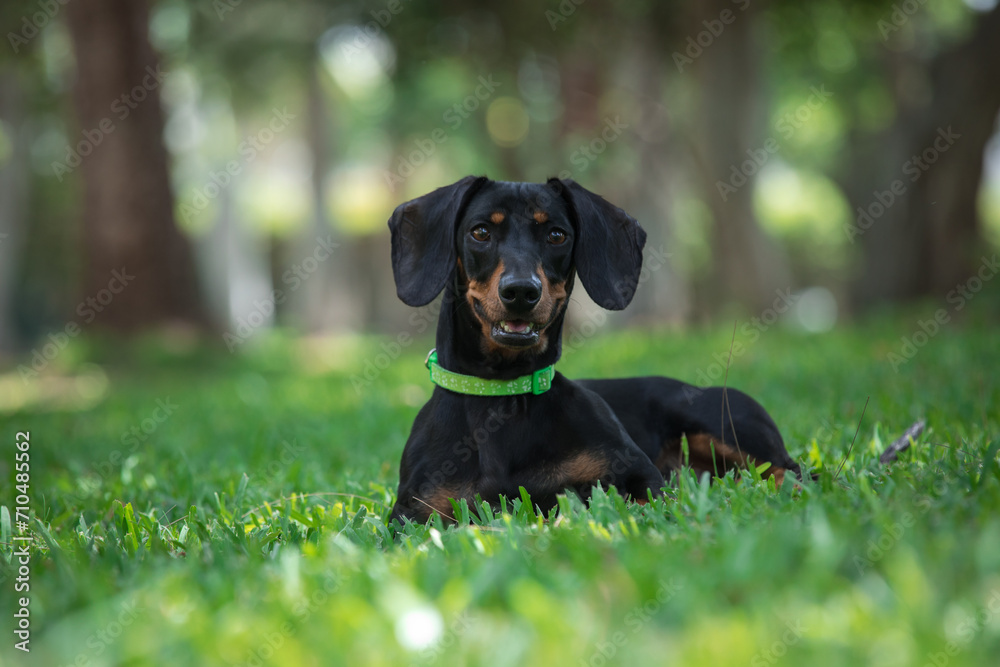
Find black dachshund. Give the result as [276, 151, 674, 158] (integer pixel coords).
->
[388, 177, 801, 523]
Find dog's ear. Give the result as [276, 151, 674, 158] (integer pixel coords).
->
[547, 178, 646, 310]
[388, 176, 488, 306]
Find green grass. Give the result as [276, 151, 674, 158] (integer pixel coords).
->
[1, 311, 999, 667]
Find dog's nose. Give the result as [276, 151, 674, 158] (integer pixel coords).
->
[499, 275, 542, 311]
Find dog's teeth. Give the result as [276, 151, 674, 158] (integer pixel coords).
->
[500, 321, 532, 334]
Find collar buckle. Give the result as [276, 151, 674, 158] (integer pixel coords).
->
[531, 367, 553, 395]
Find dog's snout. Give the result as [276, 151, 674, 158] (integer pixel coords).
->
[498, 274, 542, 311]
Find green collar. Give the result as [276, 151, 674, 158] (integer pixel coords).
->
[425, 349, 555, 396]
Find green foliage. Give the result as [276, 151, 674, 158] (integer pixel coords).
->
[1, 315, 999, 666]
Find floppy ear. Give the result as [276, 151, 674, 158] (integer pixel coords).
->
[388, 176, 488, 306]
[547, 178, 646, 310]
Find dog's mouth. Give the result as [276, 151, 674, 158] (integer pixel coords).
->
[472, 300, 543, 348]
[491, 319, 541, 347]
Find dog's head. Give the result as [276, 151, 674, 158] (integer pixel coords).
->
[388, 176, 646, 355]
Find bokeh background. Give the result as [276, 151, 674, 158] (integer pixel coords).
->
[1, 0, 999, 364]
[2, 3, 1000, 666]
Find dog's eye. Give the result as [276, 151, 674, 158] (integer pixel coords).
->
[548, 228, 568, 245]
[471, 226, 491, 242]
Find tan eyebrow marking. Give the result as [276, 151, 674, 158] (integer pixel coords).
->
[490, 211, 505, 224]
[533, 210, 548, 223]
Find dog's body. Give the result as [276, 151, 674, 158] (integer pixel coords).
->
[580, 378, 799, 485]
[388, 177, 800, 524]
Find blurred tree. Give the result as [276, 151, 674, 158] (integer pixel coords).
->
[3, 0, 999, 348]
[64, 0, 205, 331]
[681, 0, 794, 314]
[0, 69, 28, 352]
[848, 4, 1000, 306]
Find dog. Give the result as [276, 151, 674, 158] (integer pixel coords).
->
[387, 176, 802, 524]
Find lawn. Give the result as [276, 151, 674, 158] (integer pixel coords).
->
[1, 307, 999, 667]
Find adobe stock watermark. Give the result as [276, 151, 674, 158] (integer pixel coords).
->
[556, 116, 629, 178]
[562, 245, 671, 356]
[579, 578, 684, 667]
[337, 0, 414, 60]
[408, 610, 474, 667]
[349, 293, 445, 393]
[98, 398, 179, 479]
[121, 398, 178, 450]
[749, 618, 806, 667]
[920, 588, 1000, 667]
[672, 0, 753, 73]
[7, 0, 72, 54]
[812, 416, 844, 452]
[716, 85, 834, 201]
[518, 531, 554, 564]
[683, 288, 799, 397]
[248, 440, 307, 490]
[545, 0, 587, 31]
[12, 431, 32, 652]
[54, 599, 144, 667]
[59, 399, 179, 506]
[877, 0, 929, 40]
[213, 0, 244, 21]
[178, 107, 297, 225]
[851, 484, 945, 575]
[230, 573, 342, 667]
[845, 126, 960, 242]
[383, 75, 501, 191]
[51, 65, 168, 181]
[886, 254, 998, 372]
[350, 332, 418, 393]
[414, 405, 517, 502]
[17, 268, 134, 383]
[223, 234, 338, 351]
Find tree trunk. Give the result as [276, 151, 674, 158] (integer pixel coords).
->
[614, 32, 689, 325]
[0, 69, 28, 353]
[852, 5, 1000, 307]
[287, 62, 361, 333]
[685, 0, 792, 314]
[65, 0, 205, 331]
